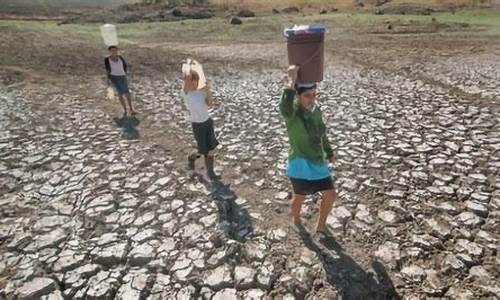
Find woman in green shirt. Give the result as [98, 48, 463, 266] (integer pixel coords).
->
[279, 65, 336, 236]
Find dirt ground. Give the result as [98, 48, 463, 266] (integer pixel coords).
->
[0, 9, 499, 300]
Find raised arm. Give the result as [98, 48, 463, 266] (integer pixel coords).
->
[279, 65, 299, 120]
[202, 83, 214, 108]
[182, 74, 189, 94]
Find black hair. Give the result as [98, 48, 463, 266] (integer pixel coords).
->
[295, 83, 317, 95]
[108, 45, 118, 51]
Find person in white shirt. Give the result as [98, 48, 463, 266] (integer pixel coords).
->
[182, 70, 219, 180]
[104, 46, 135, 117]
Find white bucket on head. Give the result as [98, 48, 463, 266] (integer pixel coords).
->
[100, 24, 119, 46]
[182, 58, 206, 89]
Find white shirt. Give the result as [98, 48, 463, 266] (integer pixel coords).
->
[183, 90, 209, 123]
[110, 58, 126, 76]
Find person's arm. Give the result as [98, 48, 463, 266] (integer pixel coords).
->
[182, 75, 189, 94]
[321, 121, 335, 163]
[279, 65, 299, 120]
[104, 57, 111, 84]
[120, 56, 128, 74]
[202, 84, 213, 108]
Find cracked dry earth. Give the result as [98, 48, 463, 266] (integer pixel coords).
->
[0, 55, 499, 299]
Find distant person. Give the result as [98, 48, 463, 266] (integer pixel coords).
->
[279, 65, 336, 237]
[182, 70, 219, 180]
[104, 46, 135, 117]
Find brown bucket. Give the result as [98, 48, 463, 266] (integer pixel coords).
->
[287, 32, 324, 83]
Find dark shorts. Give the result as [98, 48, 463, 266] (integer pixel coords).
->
[109, 75, 130, 96]
[290, 176, 334, 195]
[192, 118, 219, 155]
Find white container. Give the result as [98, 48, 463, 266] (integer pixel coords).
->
[100, 24, 119, 46]
[182, 58, 206, 89]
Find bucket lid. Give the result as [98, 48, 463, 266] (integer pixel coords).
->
[284, 24, 325, 37]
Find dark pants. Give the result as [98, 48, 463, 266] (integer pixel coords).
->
[192, 118, 219, 155]
[290, 176, 334, 195]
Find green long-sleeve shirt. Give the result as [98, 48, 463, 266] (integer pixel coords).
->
[279, 88, 333, 164]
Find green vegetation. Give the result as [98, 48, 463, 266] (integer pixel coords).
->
[1, 9, 499, 47]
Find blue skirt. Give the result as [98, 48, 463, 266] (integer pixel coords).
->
[110, 75, 130, 95]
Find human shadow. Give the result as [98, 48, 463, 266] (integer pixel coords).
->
[113, 115, 140, 140]
[193, 173, 253, 242]
[298, 231, 400, 300]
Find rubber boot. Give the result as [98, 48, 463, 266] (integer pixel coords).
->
[204, 155, 218, 180]
[188, 152, 200, 170]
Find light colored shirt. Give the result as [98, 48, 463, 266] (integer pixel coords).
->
[183, 90, 209, 123]
[287, 157, 330, 180]
[109, 58, 126, 76]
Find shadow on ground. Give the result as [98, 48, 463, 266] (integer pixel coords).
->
[299, 231, 400, 300]
[113, 115, 140, 140]
[194, 173, 253, 242]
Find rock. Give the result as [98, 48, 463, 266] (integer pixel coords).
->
[442, 253, 466, 272]
[377, 210, 399, 224]
[465, 200, 489, 218]
[176, 285, 196, 299]
[276, 191, 289, 200]
[213, 288, 238, 300]
[18, 277, 57, 300]
[129, 243, 156, 266]
[446, 286, 475, 299]
[436, 202, 460, 216]
[282, 6, 300, 13]
[40, 290, 64, 300]
[400, 265, 426, 283]
[52, 250, 85, 272]
[237, 9, 255, 18]
[374, 241, 401, 270]
[455, 239, 483, 257]
[374, 0, 390, 6]
[86, 271, 120, 299]
[320, 9, 328, 14]
[7, 233, 32, 250]
[116, 271, 150, 299]
[234, 266, 256, 289]
[412, 234, 442, 250]
[204, 265, 233, 290]
[468, 266, 491, 284]
[334, 206, 352, 223]
[230, 17, 242, 25]
[425, 218, 452, 240]
[272, 8, 280, 14]
[245, 289, 266, 299]
[269, 228, 287, 241]
[31, 228, 67, 251]
[424, 269, 446, 294]
[91, 242, 129, 266]
[455, 212, 483, 227]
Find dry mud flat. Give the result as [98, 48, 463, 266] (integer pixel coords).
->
[0, 29, 499, 300]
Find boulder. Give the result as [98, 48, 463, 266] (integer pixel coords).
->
[230, 17, 243, 25]
[282, 6, 300, 14]
[237, 9, 255, 18]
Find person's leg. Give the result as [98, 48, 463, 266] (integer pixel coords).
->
[204, 150, 217, 179]
[188, 150, 201, 170]
[316, 189, 336, 232]
[125, 93, 135, 114]
[204, 119, 219, 179]
[290, 192, 305, 225]
[118, 95, 127, 116]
